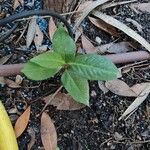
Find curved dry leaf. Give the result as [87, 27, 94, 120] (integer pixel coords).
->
[93, 11, 150, 52]
[41, 112, 57, 150]
[43, 93, 85, 110]
[13, 0, 24, 10]
[119, 84, 150, 120]
[131, 82, 150, 96]
[105, 79, 137, 97]
[81, 35, 96, 53]
[48, 17, 57, 41]
[96, 42, 131, 54]
[130, 2, 150, 13]
[5, 78, 21, 88]
[74, 0, 109, 30]
[26, 18, 37, 48]
[89, 17, 119, 37]
[98, 81, 109, 94]
[15, 75, 23, 85]
[34, 24, 44, 50]
[14, 106, 31, 138]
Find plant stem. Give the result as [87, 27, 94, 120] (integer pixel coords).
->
[37, 86, 63, 116]
[0, 51, 149, 77]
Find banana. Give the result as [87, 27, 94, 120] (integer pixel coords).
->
[0, 101, 18, 150]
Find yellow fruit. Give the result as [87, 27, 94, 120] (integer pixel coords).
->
[0, 101, 18, 150]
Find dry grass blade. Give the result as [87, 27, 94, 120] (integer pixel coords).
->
[93, 11, 150, 52]
[41, 112, 57, 150]
[100, 0, 138, 10]
[119, 84, 150, 120]
[14, 106, 31, 138]
[74, 0, 109, 30]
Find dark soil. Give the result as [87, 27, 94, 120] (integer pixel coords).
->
[0, 0, 150, 150]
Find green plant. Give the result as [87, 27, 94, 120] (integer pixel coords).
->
[22, 26, 118, 105]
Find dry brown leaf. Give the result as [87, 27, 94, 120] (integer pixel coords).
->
[0, 77, 5, 85]
[98, 81, 109, 94]
[131, 82, 150, 96]
[0, 54, 12, 64]
[93, 11, 150, 52]
[48, 17, 57, 41]
[5, 78, 21, 88]
[89, 17, 119, 37]
[15, 75, 23, 85]
[43, 93, 85, 110]
[13, 0, 24, 10]
[74, 0, 109, 30]
[81, 35, 96, 53]
[119, 84, 150, 120]
[77, 1, 93, 11]
[14, 106, 31, 138]
[96, 42, 131, 54]
[41, 112, 57, 150]
[105, 79, 137, 97]
[34, 24, 44, 50]
[26, 17, 37, 48]
[130, 2, 150, 13]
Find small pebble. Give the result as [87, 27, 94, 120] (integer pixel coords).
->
[95, 36, 102, 45]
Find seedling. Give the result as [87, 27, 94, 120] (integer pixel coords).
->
[22, 26, 118, 105]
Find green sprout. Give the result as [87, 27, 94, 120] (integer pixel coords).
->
[21, 26, 118, 105]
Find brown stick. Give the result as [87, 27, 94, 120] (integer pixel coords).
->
[105, 51, 150, 64]
[0, 51, 149, 77]
[0, 63, 24, 77]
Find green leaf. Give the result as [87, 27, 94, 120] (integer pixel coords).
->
[30, 52, 65, 69]
[61, 70, 89, 106]
[52, 26, 76, 61]
[56, 147, 60, 150]
[68, 54, 118, 80]
[21, 62, 59, 81]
